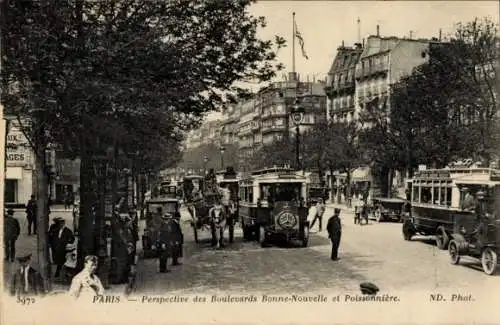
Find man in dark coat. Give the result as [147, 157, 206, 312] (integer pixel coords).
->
[326, 208, 342, 261]
[4, 209, 20, 262]
[26, 195, 37, 235]
[10, 253, 45, 297]
[111, 213, 135, 284]
[52, 218, 75, 278]
[157, 215, 173, 273]
[48, 217, 60, 264]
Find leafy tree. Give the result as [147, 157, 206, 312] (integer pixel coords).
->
[181, 143, 239, 173]
[2, 0, 285, 280]
[245, 138, 293, 170]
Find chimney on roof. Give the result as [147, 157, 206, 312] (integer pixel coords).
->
[376, 24, 380, 36]
[439, 29, 442, 41]
[362, 38, 365, 47]
[342, 40, 344, 47]
[409, 31, 413, 39]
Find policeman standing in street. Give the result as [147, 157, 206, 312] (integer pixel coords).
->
[327, 208, 342, 261]
[157, 214, 172, 273]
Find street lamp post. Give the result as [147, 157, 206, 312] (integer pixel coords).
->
[291, 99, 305, 171]
[203, 154, 209, 175]
[220, 146, 225, 170]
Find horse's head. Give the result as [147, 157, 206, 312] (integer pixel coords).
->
[211, 205, 226, 227]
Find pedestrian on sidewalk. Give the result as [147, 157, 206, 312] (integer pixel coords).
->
[9, 253, 46, 297]
[4, 208, 20, 262]
[327, 208, 342, 261]
[68, 255, 104, 299]
[310, 198, 325, 232]
[64, 186, 73, 211]
[52, 218, 75, 279]
[26, 195, 37, 235]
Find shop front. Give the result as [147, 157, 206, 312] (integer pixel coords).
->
[5, 121, 35, 207]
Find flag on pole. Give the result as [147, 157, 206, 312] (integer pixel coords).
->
[294, 21, 309, 60]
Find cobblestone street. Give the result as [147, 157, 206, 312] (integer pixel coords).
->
[134, 205, 500, 295]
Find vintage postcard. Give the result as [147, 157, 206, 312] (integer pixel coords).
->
[1, 0, 499, 324]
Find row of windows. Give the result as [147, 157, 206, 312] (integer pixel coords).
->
[411, 181, 453, 206]
[330, 96, 354, 109]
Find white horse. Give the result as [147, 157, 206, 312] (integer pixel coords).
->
[209, 204, 227, 249]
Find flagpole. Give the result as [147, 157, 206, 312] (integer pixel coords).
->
[292, 12, 296, 74]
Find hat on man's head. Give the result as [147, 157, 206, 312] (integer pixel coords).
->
[7, 208, 14, 215]
[360, 282, 379, 295]
[16, 253, 32, 263]
[334, 208, 341, 214]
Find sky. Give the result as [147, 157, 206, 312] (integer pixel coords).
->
[206, 0, 499, 121]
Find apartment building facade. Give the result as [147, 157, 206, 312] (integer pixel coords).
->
[326, 42, 363, 123]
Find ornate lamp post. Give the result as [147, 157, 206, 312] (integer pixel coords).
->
[291, 98, 305, 170]
[220, 146, 225, 170]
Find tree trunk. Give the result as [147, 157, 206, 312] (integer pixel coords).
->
[77, 140, 95, 271]
[346, 167, 352, 208]
[35, 146, 51, 292]
[329, 167, 335, 203]
[387, 168, 393, 198]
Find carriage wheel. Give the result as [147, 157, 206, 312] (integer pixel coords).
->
[481, 247, 498, 275]
[448, 240, 461, 265]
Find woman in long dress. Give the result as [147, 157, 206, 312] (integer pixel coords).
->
[68, 255, 104, 299]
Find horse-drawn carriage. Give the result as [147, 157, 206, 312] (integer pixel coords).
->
[183, 172, 229, 247]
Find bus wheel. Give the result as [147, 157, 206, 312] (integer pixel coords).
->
[435, 227, 449, 250]
[448, 240, 461, 265]
[481, 247, 498, 275]
[402, 220, 414, 241]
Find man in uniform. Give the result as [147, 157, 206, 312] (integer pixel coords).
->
[157, 214, 173, 273]
[170, 203, 183, 266]
[4, 209, 20, 262]
[326, 208, 342, 261]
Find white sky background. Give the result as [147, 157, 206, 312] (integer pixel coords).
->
[205, 0, 499, 122]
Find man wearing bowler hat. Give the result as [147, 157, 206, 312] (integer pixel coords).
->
[4, 209, 20, 262]
[326, 208, 342, 261]
[9, 253, 45, 297]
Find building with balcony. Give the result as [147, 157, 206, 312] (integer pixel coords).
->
[354, 30, 438, 124]
[326, 41, 363, 123]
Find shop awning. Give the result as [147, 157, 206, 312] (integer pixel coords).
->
[6, 167, 23, 179]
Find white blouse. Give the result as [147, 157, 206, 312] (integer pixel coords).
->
[68, 270, 105, 299]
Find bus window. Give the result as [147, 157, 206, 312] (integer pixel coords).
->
[446, 188, 452, 207]
[439, 186, 447, 205]
[433, 186, 440, 204]
[421, 186, 432, 203]
[248, 187, 253, 203]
